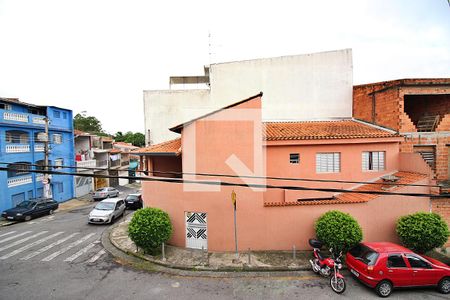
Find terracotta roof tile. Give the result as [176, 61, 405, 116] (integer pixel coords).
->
[335, 171, 429, 203]
[264, 120, 399, 141]
[74, 129, 90, 136]
[264, 172, 429, 206]
[132, 138, 181, 156]
[109, 149, 122, 154]
[114, 142, 133, 146]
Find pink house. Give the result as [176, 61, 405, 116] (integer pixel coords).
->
[134, 93, 433, 251]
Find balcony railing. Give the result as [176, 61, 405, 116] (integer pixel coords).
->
[110, 160, 120, 167]
[32, 116, 46, 125]
[3, 112, 28, 123]
[34, 143, 45, 152]
[76, 159, 96, 169]
[96, 160, 108, 168]
[5, 144, 30, 153]
[36, 174, 44, 182]
[7, 175, 33, 187]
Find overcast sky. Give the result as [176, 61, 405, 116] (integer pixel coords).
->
[0, 0, 449, 134]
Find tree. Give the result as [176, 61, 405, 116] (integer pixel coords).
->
[114, 131, 125, 142]
[396, 212, 449, 253]
[128, 207, 173, 254]
[114, 131, 145, 147]
[127, 132, 145, 147]
[74, 113, 104, 134]
[315, 210, 363, 254]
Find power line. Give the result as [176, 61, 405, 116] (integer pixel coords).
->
[0, 161, 440, 188]
[0, 166, 447, 199]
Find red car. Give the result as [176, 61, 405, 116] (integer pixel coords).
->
[346, 242, 450, 297]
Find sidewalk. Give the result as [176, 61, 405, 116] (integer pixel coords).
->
[108, 214, 311, 273]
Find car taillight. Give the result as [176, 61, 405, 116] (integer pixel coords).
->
[367, 265, 374, 273]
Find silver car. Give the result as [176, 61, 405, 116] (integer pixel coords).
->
[92, 187, 119, 200]
[88, 198, 125, 224]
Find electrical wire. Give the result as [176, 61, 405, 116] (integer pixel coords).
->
[0, 166, 447, 198]
[0, 161, 440, 188]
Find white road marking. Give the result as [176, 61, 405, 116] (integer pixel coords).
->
[0, 232, 64, 260]
[26, 216, 55, 225]
[64, 241, 98, 262]
[0, 231, 16, 238]
[0, 231, 32, 244]
[41, 233, 96, 262]
[20, 232, 80, 260]
[0, 231, 48, 252]
[87, 249, 106, 263]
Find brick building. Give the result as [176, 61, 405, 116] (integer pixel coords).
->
[353, 79, 450, 244]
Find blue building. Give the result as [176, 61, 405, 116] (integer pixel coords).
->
[0, 98, 75, 212]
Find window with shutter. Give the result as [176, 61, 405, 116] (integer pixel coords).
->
[316, 153, 341, 173]
[362, 151, 385, 171]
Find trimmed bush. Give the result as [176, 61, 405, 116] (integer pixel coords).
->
[396, 212, 449, 254]
[128, 207, 173, 254]
[315, 210, 363, 254]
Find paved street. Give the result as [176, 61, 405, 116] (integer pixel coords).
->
[0, 189, 448, 299]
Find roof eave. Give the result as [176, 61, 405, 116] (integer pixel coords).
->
[169, 92, 263, 133]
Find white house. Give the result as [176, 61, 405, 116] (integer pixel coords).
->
[143, 49, 353, 144]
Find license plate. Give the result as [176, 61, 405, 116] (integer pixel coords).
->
[6, 216, 14, 220]
[128, 201, 134, 204]
[350, 269, 359, 277]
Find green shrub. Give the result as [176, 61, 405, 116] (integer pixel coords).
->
[396, 212, 449, 254]
[315, 210, 363, 254]
[128, 207, 173, 254]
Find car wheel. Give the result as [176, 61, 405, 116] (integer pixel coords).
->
[48, 209, 54, 215]
[106, 195, 110, 198]
[376, 280, 393, 298]
[438, 277, 450, 294]
[110, 216, 115, 224]
[24, 215, 32, 221]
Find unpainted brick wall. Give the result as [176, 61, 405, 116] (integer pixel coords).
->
[431, 198, 450, 247]
[401, 135, 450, 181]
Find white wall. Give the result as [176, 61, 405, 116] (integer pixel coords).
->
[143, 89, 210, 144]
[210, 49, 353, 121]
[144, 49, 353, 145]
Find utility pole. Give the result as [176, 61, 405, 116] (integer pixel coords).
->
[43, 117, 51, 199]
[231, 190, 238, 261]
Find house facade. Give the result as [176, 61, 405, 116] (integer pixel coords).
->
[0, 98, 75, 212]
[112, 142, 139, 186]
[136, 94, 433, 251]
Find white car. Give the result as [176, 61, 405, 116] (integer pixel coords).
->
[88, 198, 125, 224]
[92, 187, 120, 200]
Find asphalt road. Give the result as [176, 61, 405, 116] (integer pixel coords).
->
[0, 189, 448, 299]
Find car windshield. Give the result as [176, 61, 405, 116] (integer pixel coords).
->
[16, 201, 36, 208]
[94, 202, 115, 210]
[126, 195, 138, 201]
[349, 244, 379, 266]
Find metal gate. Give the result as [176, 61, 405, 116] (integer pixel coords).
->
[185, 212, 207, 250]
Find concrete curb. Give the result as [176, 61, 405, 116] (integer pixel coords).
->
[101, 220, 314, 278]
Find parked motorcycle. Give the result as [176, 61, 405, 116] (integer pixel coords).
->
[309, 238, 346, 294]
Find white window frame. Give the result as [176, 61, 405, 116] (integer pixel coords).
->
[289, 153, 299, 164]
[362, 151, 385, 171]
[54, 158, 64, 169]
[53, 134, 62, 144]
[316, 152, 340, 173]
